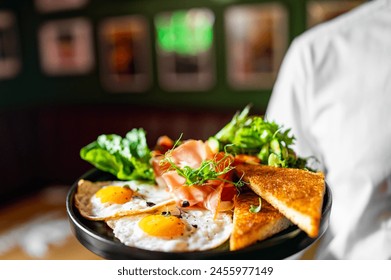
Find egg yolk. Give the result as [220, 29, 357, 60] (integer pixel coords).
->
[138, 215, 185, 239]
[95, 186, 133, 204]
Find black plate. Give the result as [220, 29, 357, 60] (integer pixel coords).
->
[66, 168, 332, 260]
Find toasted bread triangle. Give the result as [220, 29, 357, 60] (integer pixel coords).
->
[230, 191, 292, 250]
[236, 164, 325, 238]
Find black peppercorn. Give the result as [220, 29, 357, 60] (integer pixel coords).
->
[146, 201, 156, 207]
[181, 200, 190, 207]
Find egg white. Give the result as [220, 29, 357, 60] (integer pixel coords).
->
[89, 180, 174, 220]
[107, 208, 233, 252]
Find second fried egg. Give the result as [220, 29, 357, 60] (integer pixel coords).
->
[106, 206, 233, 252]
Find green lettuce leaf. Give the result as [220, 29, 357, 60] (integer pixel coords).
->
[80, 128, 154, 181]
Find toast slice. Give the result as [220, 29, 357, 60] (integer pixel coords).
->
[230, 191, 292, 250]
[235, 164, 325, 238]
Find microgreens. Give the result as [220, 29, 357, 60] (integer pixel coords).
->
[160, 138, 244, 188]
[163, 153, 242, 187]
[249, 197, 262, 213]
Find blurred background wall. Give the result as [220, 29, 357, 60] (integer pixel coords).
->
[0, 0, 364, 204]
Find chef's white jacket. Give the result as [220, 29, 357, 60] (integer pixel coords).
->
[266, 0, 391, 259]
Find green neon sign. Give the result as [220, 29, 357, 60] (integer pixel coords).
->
[155, 9, 214, 56]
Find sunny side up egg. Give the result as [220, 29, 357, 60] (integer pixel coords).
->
[106, 206, 233, 252]
[75, 179, 175, 220]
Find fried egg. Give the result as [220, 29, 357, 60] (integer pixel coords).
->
[74, 179, 175, 220]
[106, 206, 233, 252]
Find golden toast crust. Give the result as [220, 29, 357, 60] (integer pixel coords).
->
[235, 164, 325, 238]
[230, 191, 291, 250]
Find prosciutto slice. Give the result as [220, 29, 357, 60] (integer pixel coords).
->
[152, 138, 237, 215]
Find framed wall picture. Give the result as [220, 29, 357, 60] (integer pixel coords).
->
[154, 8, 215, 92]
[38, 18, 94, 76]
[99, 15, 151, 93]
[0, 11, 21, 79]
[307, 0, 364, 28]
[225, 3, 288, 90]
[35, 0, 89, 13]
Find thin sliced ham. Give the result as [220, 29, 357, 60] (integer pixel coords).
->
[169, 139, 215, 169]
[152, 138, 238, 215]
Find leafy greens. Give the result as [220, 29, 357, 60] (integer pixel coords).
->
[210, 105, 309, 169]
[80, 128, 154, 181]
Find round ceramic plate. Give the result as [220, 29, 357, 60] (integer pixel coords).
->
[66, 168, 332, 260]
